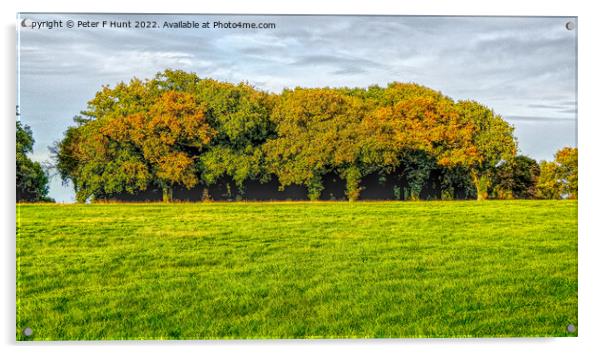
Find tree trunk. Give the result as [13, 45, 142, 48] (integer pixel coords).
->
[471, 170, 489, 201]
[306, 175, 323, 201]
[345, 166, 362, 202]
[162, 185, 173, 203]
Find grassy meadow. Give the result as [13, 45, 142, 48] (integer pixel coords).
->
[16, 200, 577, 340]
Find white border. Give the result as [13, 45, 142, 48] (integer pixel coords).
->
[2, 1, 600, 353]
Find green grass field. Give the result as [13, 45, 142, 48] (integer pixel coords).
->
[16, 200, 577, 340]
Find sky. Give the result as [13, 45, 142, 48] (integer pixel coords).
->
[17, 14, 577, 202]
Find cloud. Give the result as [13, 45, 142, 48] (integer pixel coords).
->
[294, 54, 379, 67]
[331, 66, 368, 75]
[292, 54, 381, 76]
[505, 115, 576, 122]
[527, 103, 567, 109]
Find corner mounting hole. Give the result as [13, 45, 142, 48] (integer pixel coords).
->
[565, 21, 575, 31]
[23, 327, 33, 336]
[567, 324, 576, 333]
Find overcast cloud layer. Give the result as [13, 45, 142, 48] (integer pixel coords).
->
[17, 14, 577, 202]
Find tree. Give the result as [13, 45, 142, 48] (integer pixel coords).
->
[360, 84, 479, 200]
[139, 91, 214, 201]
[55, 74, 215, 202]
[455, 100, 516, 200]
[536, 160, 562, 200]
[555, 147, 578, 199]
[492, 155, 540, 199]
[440, 166, 475, 200]
[536, 147, 578, 199]
[53, 79, 154, 202]
[16, 121, 53, 202]
[195, 79, 275, 194]
[263, 88, 367, 200]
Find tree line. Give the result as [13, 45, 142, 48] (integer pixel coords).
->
[18, 69, 577, 202]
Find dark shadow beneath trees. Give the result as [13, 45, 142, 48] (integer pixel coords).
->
[98, 171, 475, 202]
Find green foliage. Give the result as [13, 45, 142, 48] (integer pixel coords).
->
[16, 121, 53, 202]
[198, 146, 264, 188]
[360, 86, 478, 171]
[16, 120, 34, 154]
[401, 151, 437, 200]
[555, 147, 578, 199]
[492, 155, 540, 199]
[537, 161, 562, 200]
[393, 185, 402, 200]
[195, 79, 275, 148]
[343, 165, 362, 202]
[17, 201, 577, 339]
[536, 147, 578, 199]
[194, 79, 274, 188]
[456, 100, 517, 200]
[55, 75, 215, 202]
[55, 70, 524, 202]
[306, 175, 325, 201]
[263, 88, 367, 195]
[440, 166, 475, 200]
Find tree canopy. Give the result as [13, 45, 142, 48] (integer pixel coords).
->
[536, 147, 578, 199]
[53, 69, 575, 202]
[17, 121, 53, 202]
